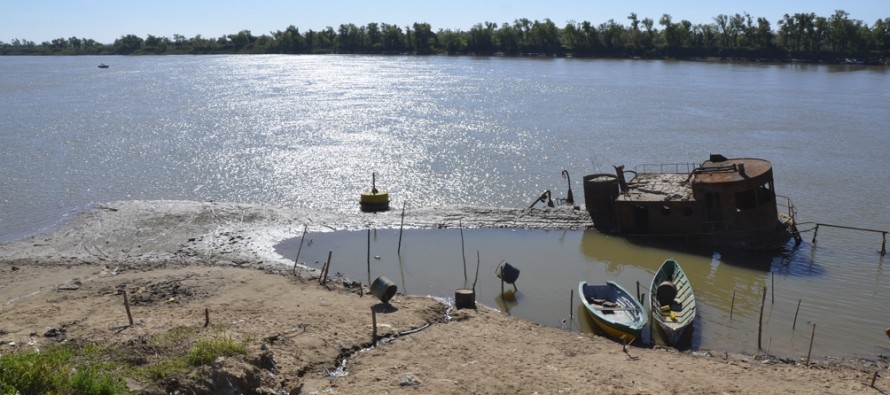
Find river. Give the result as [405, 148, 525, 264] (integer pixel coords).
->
[1, 54, 889, 359]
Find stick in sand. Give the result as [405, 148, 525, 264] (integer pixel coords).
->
[204, 308, 210, 328]
[792, 299, 802, 330]
[123, 289, 134, 326]
[371, 306, 378, 341]
[320, 251, 332, 286]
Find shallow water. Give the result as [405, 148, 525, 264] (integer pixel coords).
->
[275, 226, 889, 360]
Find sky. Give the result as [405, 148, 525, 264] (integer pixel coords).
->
[3, 1, 890, 44]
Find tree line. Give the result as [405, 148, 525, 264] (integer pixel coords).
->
[3, 10, 889, 64]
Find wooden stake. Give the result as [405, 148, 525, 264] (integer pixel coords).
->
[806, 323, 816, 366]
[292, 224, 308, 276]
[569, 289, 574, 332]
[397, 201, 406, 255]
[871, 371, 880, 388]
[123, 290, 134, 326]
[204, 308, 210, 328]
[636, 281, 641, 304]
[371, 307, 378, 341]
[472, 250, 481, 292]
[367, 228, 371, 286]
[792, 299, 802, 330]
[320, 250, 332, 285]
[730, 289, 736, 321]
[757, 286, 766, 352]
[771, 272, 775, 304]
[460, 219, 467, 284]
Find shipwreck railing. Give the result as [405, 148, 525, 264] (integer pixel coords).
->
[809, 223, 887, 256]
[634, 162, 699, 174]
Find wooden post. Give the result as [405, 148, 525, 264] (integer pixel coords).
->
[320, 251, 332, 285]
[123, 290, 134, 326]
[757, 286, 766, 352]
[367, 228, 371, 286]
[792, 299, 802, 330]
[292, 224, 308, 276]
[371, 307, 378, 342]
[771, 272, 775, 304]
[811, 224, 819, 244]
[569, 289, 574, 332]
[633, 282, 641, 305]
[473, 251, 481, 292]
[805, 323, 816, 366]
[397, 202, 407, 255]
[871, 371, 880, 388]
[460, 220, 467, 284]
[204, 308, 210, 328]
[881, 231, 886, 256]
[729, 289, 736, 321]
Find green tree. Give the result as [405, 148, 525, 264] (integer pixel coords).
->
[113, 34, 143, 54]
[411, 22, 436, 54]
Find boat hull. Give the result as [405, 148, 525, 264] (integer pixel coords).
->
[649, 259, 696, 347]
[579, 281, 647, 343]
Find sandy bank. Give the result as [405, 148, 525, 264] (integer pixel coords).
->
[0, 200, 886, 393]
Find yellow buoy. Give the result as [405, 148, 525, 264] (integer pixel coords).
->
[359, 173, 390, 212]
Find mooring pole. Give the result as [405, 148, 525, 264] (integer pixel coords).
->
[460, 219, 467, 284]
[812, 224, 819, 244]
[757, 286, 766, 352]
[792, 299, 802, 330]
[569, 289, 574, 332]
[293, 224, 308, 276]
[882, 231, 887, 256]
[729, 289, 736, 321]
[806, 323, 816, 366]
[397, 201, 406, 255]
[367, 228, 371, 286]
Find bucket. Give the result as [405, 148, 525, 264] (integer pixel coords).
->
[454, 288, 476, 309]
[496, 262, 520, 284]
[370, 276, 397, 303]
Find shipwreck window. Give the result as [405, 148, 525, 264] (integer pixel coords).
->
[756, 182, 773, 204]
[660, 205, 672, 216]
[735, 189, 757, 211]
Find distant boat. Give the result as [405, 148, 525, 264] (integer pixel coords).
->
[578, 281, 647, 343]
[98, 63, 109, 69]
[649, 258, 696, 347]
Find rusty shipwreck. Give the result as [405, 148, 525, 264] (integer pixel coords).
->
[582, 154, 799, 251]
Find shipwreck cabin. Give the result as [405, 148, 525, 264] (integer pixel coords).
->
[583, 154, 795, 250]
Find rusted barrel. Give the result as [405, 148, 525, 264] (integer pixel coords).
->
[655, 281, 677, 306]
[370, 276, 397, 303]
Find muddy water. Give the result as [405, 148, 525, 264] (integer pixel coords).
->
[276, 227, 888, 360]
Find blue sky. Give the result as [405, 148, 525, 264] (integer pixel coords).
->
[3, 1, 889, 44]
